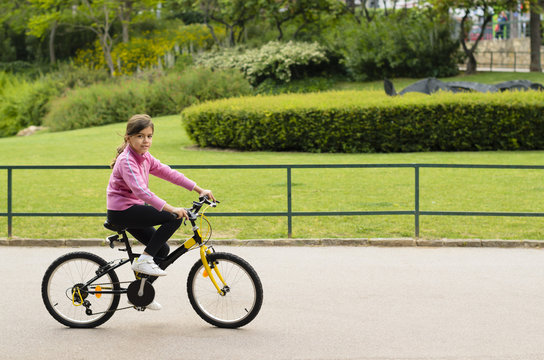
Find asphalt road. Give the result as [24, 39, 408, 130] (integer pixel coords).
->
[2, 245, 544, 360]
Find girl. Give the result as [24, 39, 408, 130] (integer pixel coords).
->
[107, 114, 215, 309]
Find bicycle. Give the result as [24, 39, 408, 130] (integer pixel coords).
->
[41, 196, 263, 329]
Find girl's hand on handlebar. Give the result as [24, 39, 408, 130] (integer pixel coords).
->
[164, 203, 189, 220]
[198, 189, 216, 202]
[171, 207, 189, 220]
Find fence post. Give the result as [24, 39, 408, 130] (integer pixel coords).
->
[490, 52, 493, 72]
[287, 166, 292, 238]
[414, 165, 420, 238]
[7, 168, 12, 238]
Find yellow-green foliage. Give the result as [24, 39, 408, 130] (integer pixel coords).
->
[75, 24, 225, 75]
[182, 90, 544, 153]
[43, 68, 252, 132]
[0, 72, 61, 137]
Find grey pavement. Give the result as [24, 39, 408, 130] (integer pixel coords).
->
[2, 245, 544, 359]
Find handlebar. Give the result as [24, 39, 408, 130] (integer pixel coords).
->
[185, 196, 219, 222]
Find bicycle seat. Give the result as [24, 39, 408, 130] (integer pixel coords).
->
[103, 220, 127, 233]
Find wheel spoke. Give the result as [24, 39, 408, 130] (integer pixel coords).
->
[42, 252, 121, 328]
[187, 253, 262, 328]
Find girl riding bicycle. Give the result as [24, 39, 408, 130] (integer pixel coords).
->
[107, 114, 215, 289]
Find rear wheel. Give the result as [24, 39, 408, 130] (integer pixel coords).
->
[187, 252, 263, 328]
[42, 252, 121, 328]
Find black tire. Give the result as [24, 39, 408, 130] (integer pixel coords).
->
[187, 252, 263, 328]
[41, 252, 121, 328]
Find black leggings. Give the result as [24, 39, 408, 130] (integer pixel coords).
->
[107, 205, 182, 259]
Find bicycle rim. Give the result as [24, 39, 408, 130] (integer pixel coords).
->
[43, 253, 119, 328]
[188, 253, 263, 328]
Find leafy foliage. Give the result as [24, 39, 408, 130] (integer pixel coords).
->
[329, 10, 462, 81]
[195, 41, 333, 85]
[74, 24, 223, 75]
[254, 76, 336, 94]
[43, 67, 252, 131]
[182, 90, 544, 153]
[0, 73, 62, 137]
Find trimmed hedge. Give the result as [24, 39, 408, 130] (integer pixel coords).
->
[182, 90, 544, 153]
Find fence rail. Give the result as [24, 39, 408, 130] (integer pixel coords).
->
[458, 50, 544, 73]
[2, 164, 544, 239]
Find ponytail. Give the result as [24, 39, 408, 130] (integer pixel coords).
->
[110, 141, 128, 168]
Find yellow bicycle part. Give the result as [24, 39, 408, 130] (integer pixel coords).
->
[95, 285, 102, 298]
[199, 206, 211, 242]
[199, 245, 227, 295]
[72, 287, 84, 306]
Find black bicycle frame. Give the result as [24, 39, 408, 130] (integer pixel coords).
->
[85, 218, 204, 296]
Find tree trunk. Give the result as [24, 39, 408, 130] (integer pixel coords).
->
[100, 33, 115, 76]
[530, 1, 542, 72]
[227, 25, 235, 46]
[100, 5, 115, 76]
[205, 22, 221, 46]
[460, 11, 492, 74]
[466, 53, 477, 73]
[275, 19, 284, 40]
[49, 21, 57, 65]
[203, 4, 220, 47]
[121, 21, 130, 43]
[118, 1, 132, 43]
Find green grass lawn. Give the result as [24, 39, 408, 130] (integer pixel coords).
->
[1, 72, 544, 241]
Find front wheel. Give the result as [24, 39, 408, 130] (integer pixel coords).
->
[187, 252, 263, 328]
[41, 252, 121, 328]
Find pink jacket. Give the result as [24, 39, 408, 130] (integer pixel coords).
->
[107, 145, 196, 211]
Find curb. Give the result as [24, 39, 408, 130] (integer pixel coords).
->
[0, 237, 543, 248]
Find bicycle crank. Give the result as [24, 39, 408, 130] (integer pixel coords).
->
[127, 278, 155, 307]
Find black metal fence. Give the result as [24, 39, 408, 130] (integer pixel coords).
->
[2, 164, 544, 239]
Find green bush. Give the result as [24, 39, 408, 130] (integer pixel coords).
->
[50, 64, 112, 89]
[194, 41, 334, 85]
[182, 90, 544, 153]
[146, 67, 252, 116]
[44, 81, 148, 131]
[0, 75, 62, 137]
[44, 67, 252, 131]
[255, 76, 336, 95]
[329, 10, 461, 81]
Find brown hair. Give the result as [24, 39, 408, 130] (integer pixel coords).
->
[110, 114, 154, 168]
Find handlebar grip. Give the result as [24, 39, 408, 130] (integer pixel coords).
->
[198, 195, 220, 205]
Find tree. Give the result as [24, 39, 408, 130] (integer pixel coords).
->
[71, 0, 117, 75]
[27, 0, 72, 64]
[184, 0, 261, 47]
[529, 0, 543, 72]
[261, 0, 343, 41]
[116, 0, 161, 43]
[0, 0, 37, 62]
[434, 0, 518, 74]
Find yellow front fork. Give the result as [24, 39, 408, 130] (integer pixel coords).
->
[183, 225, 227, 296]
[200, 245, 227, 295]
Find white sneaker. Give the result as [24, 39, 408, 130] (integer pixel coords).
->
[131, 258, 167, 276]
[146, 300, 162, 310]
[128, 299, 162, 311]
